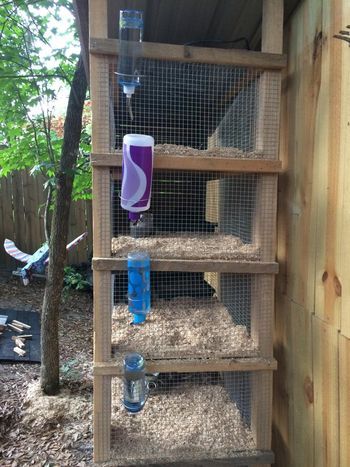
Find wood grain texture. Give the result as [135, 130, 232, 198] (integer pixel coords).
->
[313, 0, 343, 328]
[289, 303, 314, 467]
[339, 334, 350, 467]
[89, 1, 110, 463]
[92, 257, 279, 274]
[274, 1, 350, 466]
[262, 0, 284, 54]
[337, 0, 350, 338]
[277, 0, 321, 311]
[93, 375, 111, 463]
[272, 294, 291, 467]
[252, 372, 273, 451]
[90, 38, 287, 69]
[312, 316, 339, 467]
[94, 358, 277, 376]
[91, 153, 283, 173]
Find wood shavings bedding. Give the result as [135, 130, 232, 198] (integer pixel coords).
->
[155, 144, 263, 159]
[110, 383, 255, 465]
[112, 234, 260, 261]
[112, 297, 258, 359]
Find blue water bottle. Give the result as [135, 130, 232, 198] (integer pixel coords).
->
[127, 251, 150, 324]
[123, 352, 147, 413]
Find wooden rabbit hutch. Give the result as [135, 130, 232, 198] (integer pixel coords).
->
[90, 0, 284, 464]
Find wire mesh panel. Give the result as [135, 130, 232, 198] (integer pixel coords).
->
[110, 370, 272, 465]
[112, 272, 273, 360]
[111, 170, 277, 261]
[98, 58, 281, 159]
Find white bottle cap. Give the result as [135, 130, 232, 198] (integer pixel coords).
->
[123, 84, 136, 97]
[123, 134, 154, 147]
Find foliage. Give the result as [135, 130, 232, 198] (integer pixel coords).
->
[0, 0, 91, 202]
[63, 266, 91, 291]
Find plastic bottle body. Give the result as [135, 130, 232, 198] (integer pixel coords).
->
[118, 10, 143, 95]
[121, 134, 154, 222]
[127, 251, 150, 324]
[123, 353, 147, 413]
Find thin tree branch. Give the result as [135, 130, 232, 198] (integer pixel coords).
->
[0, 74, 66, 79]
[44, 183, 53, 242]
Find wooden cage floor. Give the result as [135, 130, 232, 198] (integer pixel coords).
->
[112, 297, 258, 359]
[110, 383, 255, 465]
[111, 234, 260, 261]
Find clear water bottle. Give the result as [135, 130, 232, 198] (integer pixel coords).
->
[127, 251, 150, 324]
[123, 352, 147, 413]
[118, 10, 143, 98]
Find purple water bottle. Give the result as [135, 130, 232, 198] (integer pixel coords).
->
[120, 134, 154, 223]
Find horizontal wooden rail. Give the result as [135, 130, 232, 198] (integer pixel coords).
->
[91, 153, 283, 173]
[94, 357, 277, 376]
[90, 38, 287, 69]
[109, 450, 275, 466]
[92, 257, 279, 274]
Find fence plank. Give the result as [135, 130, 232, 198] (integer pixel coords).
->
[0, 171, 91, 270]
[11, 172, 27, 256]
[0, 176, 16, 269]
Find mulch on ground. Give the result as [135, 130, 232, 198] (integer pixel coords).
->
[0, 276, 94, 466]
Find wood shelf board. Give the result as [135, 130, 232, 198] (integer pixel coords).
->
[94, 357, 277, 376]
[109, 450, 275, 466]
[91, 152, 282, 173]
[92, 257, 279, 274]
[90, 38, 287, 70]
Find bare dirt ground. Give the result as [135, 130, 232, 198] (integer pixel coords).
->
[0, 276, 94, 466]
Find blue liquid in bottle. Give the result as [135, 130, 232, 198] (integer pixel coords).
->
[118, 10, 143, 96]
[127, 251, 150, 324]
[123, 352, 147, 413]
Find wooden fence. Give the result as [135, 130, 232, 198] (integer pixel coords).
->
[0, 171, 92, 271]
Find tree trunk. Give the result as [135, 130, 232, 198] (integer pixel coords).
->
[40, 55, 87, 395]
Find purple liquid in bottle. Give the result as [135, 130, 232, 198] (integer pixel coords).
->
[120, 134, 154, 222]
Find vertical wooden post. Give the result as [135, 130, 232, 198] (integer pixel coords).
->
[252, 1, 284, 464]
[251, 275, 274, 356]
[90, 0, 112, 463]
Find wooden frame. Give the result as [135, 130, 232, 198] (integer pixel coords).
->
[252, 2, 283, 465]
[91, 0, 283, 463]
[91, 152, 283, 173]
[108, 449, 275, 466]
[90, 37, 286, 69]
[94, 357, 277, 376]
[90, 0, 111, 463]
[93, 257, 279, 274]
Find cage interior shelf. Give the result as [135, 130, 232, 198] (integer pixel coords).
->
[94, 357, 277, 376]
[91, 152, 282, 173]
[110, 379, 273, 466]
[112, 234, 260, 262]
[112, 298, 259, 360]
[92, 257, 279, 274]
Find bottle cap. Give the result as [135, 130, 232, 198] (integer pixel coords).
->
[129, 211, 140, 222]
[123, 134, 154, 147]
[124, 352, 145, 379]
[132, 313, 147, 324]
[123, 84, 135, 97]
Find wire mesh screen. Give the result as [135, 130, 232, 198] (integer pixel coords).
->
[101, 58, 280, 159]
[112, 272, 273, 360]
[110, 371, 271, 465]
[111, 170, 277, 261]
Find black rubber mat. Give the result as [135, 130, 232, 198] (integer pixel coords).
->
[0, 308, 40, 362]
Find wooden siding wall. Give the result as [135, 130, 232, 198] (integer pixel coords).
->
[274, 0, 350, 466]
[0, 171, 92, 270]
